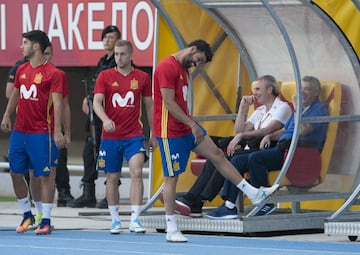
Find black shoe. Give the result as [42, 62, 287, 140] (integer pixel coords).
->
[67, 183, 96, 208]
[255, 203, 276, 216]
[96, 197, 108, 209]
[57, 189, 74, 207]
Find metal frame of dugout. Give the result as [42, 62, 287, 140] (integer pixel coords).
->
[140, 0, 360, 235]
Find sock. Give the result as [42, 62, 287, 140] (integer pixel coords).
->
[130, 205, 141, 222]
[108, 205, 120, 223]
[18, 197, 31, 214]
[225, 200, 235, 209]
[42, 203, 53, 220]
[165, 214, 177, 233]
[33, 201, 42, 215]
[236, 179, 258, 198]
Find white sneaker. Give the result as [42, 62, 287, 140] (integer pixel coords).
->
[129, 218, 146, 233]
[166, 230, 188, 242]
[250, 184, 279, 205]
[110, 220, 121, 234]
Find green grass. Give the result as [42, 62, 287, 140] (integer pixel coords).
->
[0, 196, 17, 202]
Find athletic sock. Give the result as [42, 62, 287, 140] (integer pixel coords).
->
[236, 179, 258, 198]
[108, 205, 120, 223]
[165, 214, 178, 233]
[130, 205, 141, 222]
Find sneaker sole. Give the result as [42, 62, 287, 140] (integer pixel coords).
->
[205, 214, 238, 220]
[189, 212, 202, 218]
[174, 200, 191, 216]
[255, 206, 276, 216]
[130, 229, 146, 233]
[110, 230, 121, 234]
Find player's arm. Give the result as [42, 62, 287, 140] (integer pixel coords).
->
[5, 82, 14, 100]
[93, 93, 115, 133]
[52, 92, 65, 148]
[62, 96, 71, 147]
[160, 87, 203, 143]
[1, 88, 19, 132]
[143, 96, 157, 150]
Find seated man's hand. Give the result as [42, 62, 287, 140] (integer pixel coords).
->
[259, 135, 271, 150]
[227, 133, 242, 156]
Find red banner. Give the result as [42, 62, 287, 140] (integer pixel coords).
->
[0, 0, 155, 66]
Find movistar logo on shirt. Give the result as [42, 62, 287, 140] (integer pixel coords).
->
[20, 84, 38, 101]
[112, 91, 134, 107]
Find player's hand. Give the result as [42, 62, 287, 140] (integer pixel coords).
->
[260, 135, 271, 150]
[191, 123, 204, 144]
[227, 133, 242, 156]
[54, 132, 66, 149]
[0, 117, 12, 133]
[103, 119, 115, 133]
[147, 136, 158, 152]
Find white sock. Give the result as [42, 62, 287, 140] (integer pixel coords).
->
[165, 214, 178, 233]
[108, 205, 120, 223]
[130, 205, 141, 222]
[33, 201, 42, 215]
[225, 200, 235, 209]
[18, 197, 31, 213]
[42, 203, 53, 219]
[236, 179, 258, 198]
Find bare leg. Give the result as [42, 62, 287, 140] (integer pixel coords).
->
[29, 170, 41, 202]
[106, 172, 121, 206]
[128, 153, 145, 206]
[163, 175, 178, 215]
[10, 172, 28, 199]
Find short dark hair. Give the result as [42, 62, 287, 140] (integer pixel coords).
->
[22, 30, 50, 53]
[257, 75, 279, 97]
[187, 39, 213, 63]
[102, 25, 121, 40]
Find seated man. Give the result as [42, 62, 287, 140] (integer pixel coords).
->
[175, 75, 292, 217]
[206, 75, 328, 219]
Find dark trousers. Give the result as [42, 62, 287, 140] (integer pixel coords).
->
[188, 159, 225, 202]
[81, 116, 102, 184]
[55, 148, 70, 190]
[222, 147, 285, 203]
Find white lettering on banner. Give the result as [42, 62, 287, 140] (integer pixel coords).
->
[112, 2, 127, 40]
[88, 2, 105, 50]
[1, 1, 155, 66]
[132, 1, 153, 51]
[0, 4, 5, 50]
[112, 91, 135, 107]
[68, 3, 84, 50]
[48, 4, 66, 49]
[20, 84, 37, 100]
[22, 4, 44, 31]
[171, 153, 180, 160]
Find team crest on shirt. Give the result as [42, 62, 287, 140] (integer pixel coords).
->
[130, 78, 138, 89]
[34, 73, 43, 84]
[20, 73, 26, 79]
[173, 161, 180, 171]
[98, 159, 105, 168]
[112, 81, 119, 87]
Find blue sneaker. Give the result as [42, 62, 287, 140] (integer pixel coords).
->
[129, 218, 146, 233]
[205, 204, 238, 219]
[255, 203, 276, 216]
[110, 220, 121, 234]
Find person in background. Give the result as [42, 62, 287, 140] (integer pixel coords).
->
[176, 75, 291, 219]
[68, 25, 121, 209]
[212, 75, 328, 218]
[153, 39, 278, 242]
